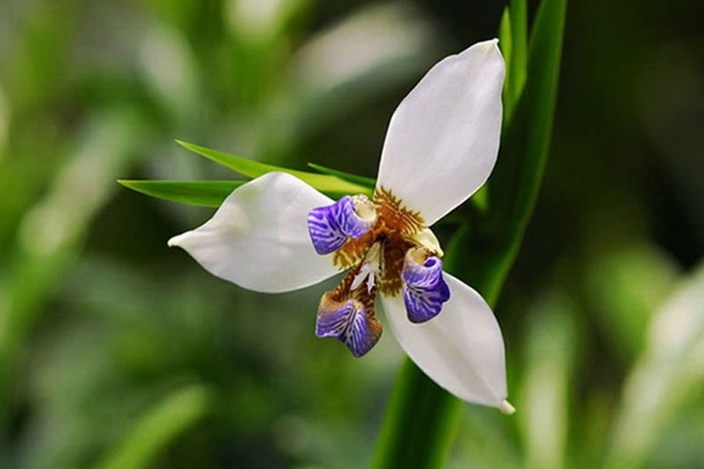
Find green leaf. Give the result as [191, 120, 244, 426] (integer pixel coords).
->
[176, 140, 373, 198]
[118, 180, 243, 207]
[307, 162, 376, 189]
[586, 244, 680, 362]
[499, 9, 514, 108]
[497, 0, 566, 240]
[98, 384, 213, 469]
[499, 8, 513, 74]
[605, 262, 704, 469]
[518, 293, 577, 469]
[451, 0, 568, 303]
[499, 0, 528, 122]
[0, 108, 150, 421]
[372, 360, 461, 469]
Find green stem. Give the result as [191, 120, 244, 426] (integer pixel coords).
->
[371, 360, 460, 469]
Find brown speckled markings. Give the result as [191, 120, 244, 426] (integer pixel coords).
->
[318, 264, 382, 342]
[374, 187, 423, 235]
[378, 234, 413, 297]
[331, 187, 425, 297]
[333, 230, 375, 270]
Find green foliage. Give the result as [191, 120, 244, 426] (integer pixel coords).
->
[307, 163, 377, 190]
[451, 0, 568, 302]
[605, 262, 704, 469]
[175, 140, 374, 198]
[120, 140, 375, 204]
[517, 293, 577, 469]
[98, 384, 214, 469]
[499, 0, 528, 120]
[118, 180, 244, 207]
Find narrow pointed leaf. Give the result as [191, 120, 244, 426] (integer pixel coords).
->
[176, 140, 372, 198]
[498, 9, 514, 107]
[499, 0, 529, 121]
[449, 0, 567, 303]
[118, 180, 244, 207]
[509, 0, 528, 89]
[494, 0, 566, 239]
[307, 162, 376, 189]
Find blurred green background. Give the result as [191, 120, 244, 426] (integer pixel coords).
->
[1, 0, 703, 467]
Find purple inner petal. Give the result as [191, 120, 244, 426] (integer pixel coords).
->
[307, 196, 372, 255]
[402, 255, 451, 323]
[316, 298, 381, 357]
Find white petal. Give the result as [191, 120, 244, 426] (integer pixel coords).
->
[376, 39, 505, 225]
[168, 172, 340, 293]
[381, 273, 509, 409]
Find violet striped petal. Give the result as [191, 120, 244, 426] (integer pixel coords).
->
[316, 294, 382, 357]
[402, 254, 450, 323]
[307, 195, 374, 255]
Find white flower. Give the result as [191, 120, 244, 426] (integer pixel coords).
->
[169, 40, 514, 413]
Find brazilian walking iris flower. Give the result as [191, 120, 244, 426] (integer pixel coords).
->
[168, 40, 514, 412]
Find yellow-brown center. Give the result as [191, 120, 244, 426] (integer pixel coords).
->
[332, 187, 425, 297]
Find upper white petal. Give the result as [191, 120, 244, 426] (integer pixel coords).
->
[381, 273, 509, 408]
[376, 39, 505, 225]
[168, 172, 340, 293]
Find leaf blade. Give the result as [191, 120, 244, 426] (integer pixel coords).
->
[118, 180, 244, 207]
[307, 162, 376, 188]
[98, 384, 213, 469]
[176, 140, 373, 198]
[450, 0, 568, 303]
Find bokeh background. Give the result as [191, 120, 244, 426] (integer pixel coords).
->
[1, 0, 703, 467]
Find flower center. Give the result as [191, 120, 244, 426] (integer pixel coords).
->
[307, 187, 451, 356]
[330, 188, 424, 296]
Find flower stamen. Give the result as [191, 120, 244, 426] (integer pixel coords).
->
[351, 242, 382, 293]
